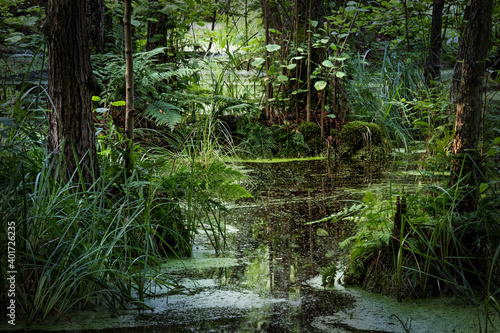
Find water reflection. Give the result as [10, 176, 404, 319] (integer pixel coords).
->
[223, 159, 388, 331]
[11, 159, 394, 332]
[10, 158, 491, 332]
[145, 159, 387, 332]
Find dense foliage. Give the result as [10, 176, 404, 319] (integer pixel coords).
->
[0, 0, 499, 325]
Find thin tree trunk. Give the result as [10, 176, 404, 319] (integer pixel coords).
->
[450, 0, 493, 212]
[43, 0, 98, 184]
[124, 0, 135, 171]
[306, 0, 312, 122]
[424, 0, 445, 85]
[259, 0, 323, 121]
[263, 0, 271, 120]
[206, 0, 219, 52]
[244, 0, 248, 46]
[401, 0, 410, 53]
[146, 1, 168, 63]
[320, 90, 325, 139]
[294, 0, 299, 121]
[450, 5, 470, 105]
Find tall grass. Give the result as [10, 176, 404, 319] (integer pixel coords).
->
[338, 151, 499, 329]
[0, 75, 251, 321]
[345, 47, 428, 151]
[336, 43, 499, 328]
[155, 102, 252, 255]
[0, 145, 181, 321]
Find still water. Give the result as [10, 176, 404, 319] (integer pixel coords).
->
[9, 159, 498, 332]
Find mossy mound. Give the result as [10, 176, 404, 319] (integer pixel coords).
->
[339, 121, 388, 159]
[297, 121, 323, 156]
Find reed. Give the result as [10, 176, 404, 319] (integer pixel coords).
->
[345, 47, 427, 151]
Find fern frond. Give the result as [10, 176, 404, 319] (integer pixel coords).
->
[238, 124, 276, 158]
[134, 47, 168, 63]
[143, 100, 183, 130]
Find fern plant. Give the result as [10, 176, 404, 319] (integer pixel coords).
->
[321, 262, 338, 287]
[142, 99, 183, 130]
[91, 47, 201, 130]
[161, 161, 252, 254]
[339, 192, 394, 278]
[237, 121, 276, 158]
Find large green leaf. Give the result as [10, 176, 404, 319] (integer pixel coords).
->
[322, 60, 334, 68]
[252, 58, 265, 67]
[111, 101, 126, 107]
[266, 44, 281, 52]
[314, 80, 327, 90]
[335, 71, 346, 78]
[277, 75, 289, 82]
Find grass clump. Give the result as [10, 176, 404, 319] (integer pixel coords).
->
[338, 188, 499, 296]
[0, 92, 251, 321]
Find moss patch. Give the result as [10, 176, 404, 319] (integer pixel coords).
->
[297, 121, 324, 156]
[228, 156, 326, 163]
[339, 121, 388, 160]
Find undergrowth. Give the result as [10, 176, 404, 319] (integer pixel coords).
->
[0, 83, 251, 321]
[327, 147, 500, 330]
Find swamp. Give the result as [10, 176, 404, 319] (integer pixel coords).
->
[0, 0, 499, 332]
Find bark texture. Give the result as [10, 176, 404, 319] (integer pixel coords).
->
[43, 0, 98, 184]
[450, 5, 470, 104]
[87, 0, 105, 53]
[124, 0, 135, 170]
[450, 0, 493, 212]
[424, 0, 445, 84]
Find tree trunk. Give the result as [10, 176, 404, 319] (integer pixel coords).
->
[146, 1, 169, 63]
[450, 0, 493, 212]
[259, 0, 282, 45]
[206, 0, 219, 53]
[87, 0, 104, 53]
[306, 0, 312, 122]
[124, 0, 135, 171]
[43, 0, 98, 184]
[450, 5, 470, 105]
[424, 0, 445, 85]
[401, 0, 410, 53]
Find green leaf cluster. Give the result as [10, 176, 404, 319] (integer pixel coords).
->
[339, 192, 393, 272]
[143, 100, 183, 130]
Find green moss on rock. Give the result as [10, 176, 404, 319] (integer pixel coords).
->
[297, 121, 323, 156]
[339, 121, 387, 159]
